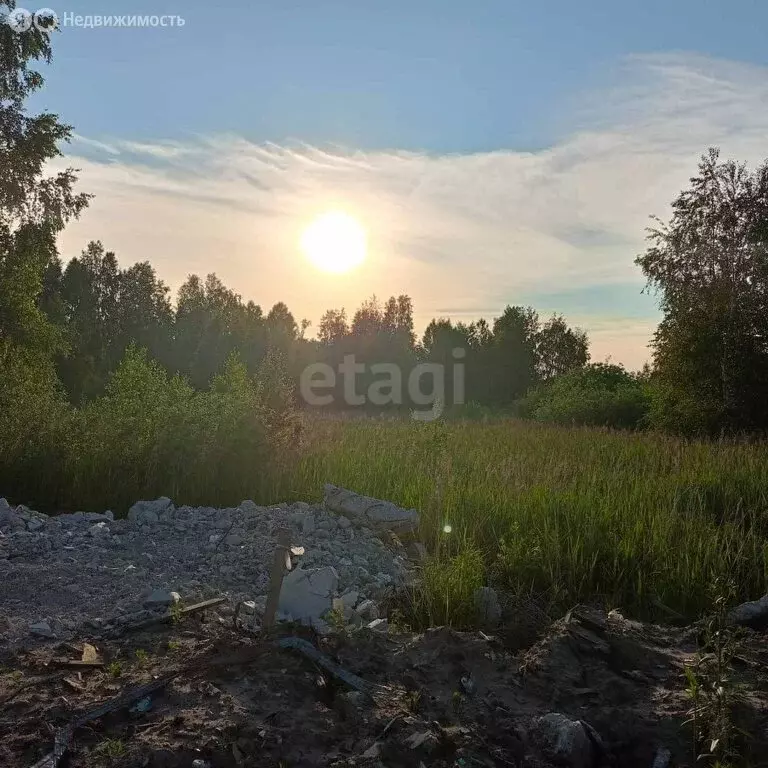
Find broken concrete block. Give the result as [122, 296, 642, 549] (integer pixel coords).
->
[128, 497, 173, 525]
[89, 521, 110, 537]
[324, 484, 419, 535]
[278, 566, 338, 625]
[355, 599, 379, 621]
[29, 620, 55, 638]
[532, 713, 594, 768]
[143, 589, 180, 607]
[406, 730, 437, 751]
[727, 594, 768, 630]
[367, 618, 388, 633]
[362, 742, 383, 758]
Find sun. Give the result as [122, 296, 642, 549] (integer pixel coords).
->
[300, 211, 367, 274]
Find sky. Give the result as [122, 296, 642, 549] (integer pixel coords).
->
[24, 0, 768, 368]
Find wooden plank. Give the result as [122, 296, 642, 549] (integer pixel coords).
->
[110, 597, 227, 635]
[263, 528, 291, 629]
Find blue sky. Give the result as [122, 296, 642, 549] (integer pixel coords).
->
[27, 0, 768, 367]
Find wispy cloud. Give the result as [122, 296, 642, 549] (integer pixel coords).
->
[58, 53, 768, 369]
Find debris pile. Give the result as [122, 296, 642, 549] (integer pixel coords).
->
[2, 603, 767, 768]
[0, 488, 418, 646]
[2, 491, 768, 767]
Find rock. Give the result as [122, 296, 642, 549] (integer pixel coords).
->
[324, 484, 420, 535]
[337, 516, 352, 529]
[29, 620, 55, 638]
[89, 522, 110, 537]
[355, 599, 379, 621]
[651, 746, 672, 768]
[278, 566, 338, 625]
[143, 589, 180, 607]
[340, 590, 359, 608]
[406, 731, 437, 751]
[0, 505, 24, 533]
[335, 690, 367, 721]
[367, 618, 388, 633]
[239, 500, 259, 515]
[362, 742, 383, 759]
[84, 512, 111, 523]
[533, 713, 593, 768]
[128, 497, 173, 525]
[213, 516, 232, 529]
[26, 518, 45, 532]
[57, 512, 86, 527]
[302, 515, 316, 535]
[225, 534, 244, 547]
[727, 594, 768, 630]
[407, 541, 427, 561]
[240, 600, 257, 614]
[474, 586, 502, 627]
[311, 616, 332, 635]
[9, 531, 52, 557]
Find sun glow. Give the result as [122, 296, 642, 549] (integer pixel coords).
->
[300, 211, 367, 274]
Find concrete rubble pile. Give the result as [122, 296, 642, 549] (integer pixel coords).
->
[0, 486, 423, 645]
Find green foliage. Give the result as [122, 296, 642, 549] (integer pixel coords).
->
[518, 362, 649, 429]
[0, 339, 71, 503]
[0, 344, 298, 513]
[94, 739, 126, 759]
[0, 6, 90, 356]
[421, 546, 485, 627]
[107, 661, 122, 678]
[685, 583, 746, 767]
[280, 417, 768, 622]
[637, 148, 768, 434]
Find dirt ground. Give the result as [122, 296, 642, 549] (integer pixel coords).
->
[2, 604, 767, 768]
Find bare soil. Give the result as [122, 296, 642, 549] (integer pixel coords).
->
[1, 605, 767, 768]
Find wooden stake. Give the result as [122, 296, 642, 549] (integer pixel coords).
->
[263, 527, 291, 629]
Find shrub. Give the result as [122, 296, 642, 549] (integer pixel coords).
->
[0, 340, 71, 505]
[644, 378, 724, 436]
[1, 344, 299, 513]
[519, 363, 649, 430]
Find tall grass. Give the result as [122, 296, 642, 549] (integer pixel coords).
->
[274, 417, 768, 621]
[3, 341, 766, 625]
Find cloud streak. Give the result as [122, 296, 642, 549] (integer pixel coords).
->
[57, 53, 768, 369]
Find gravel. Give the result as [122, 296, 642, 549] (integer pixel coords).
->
[0, 495, 412, 646]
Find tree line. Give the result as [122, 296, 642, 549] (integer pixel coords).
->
[36, 240, 591, 411]
[3, 17, 768, 450]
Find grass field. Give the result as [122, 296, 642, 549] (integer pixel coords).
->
[273, 417, 768, 624]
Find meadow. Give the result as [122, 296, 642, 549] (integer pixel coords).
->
[274, 416, 768, 624]
[4, 344, 767, 626]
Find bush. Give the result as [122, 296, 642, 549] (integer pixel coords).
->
[519, 363, 649, 430]
[0, 344, 299, 513]
[644, 378, 724, 436]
